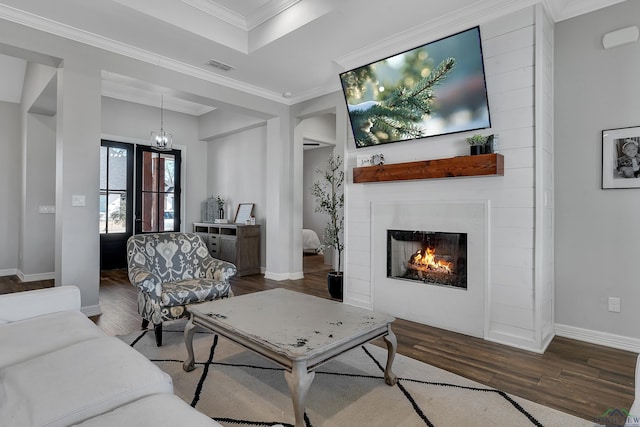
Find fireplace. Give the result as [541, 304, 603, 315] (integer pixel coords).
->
[371, 201, 486, 338]
[387, 230, 467, 289]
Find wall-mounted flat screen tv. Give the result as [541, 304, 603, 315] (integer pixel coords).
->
[339, 26, 491, 148]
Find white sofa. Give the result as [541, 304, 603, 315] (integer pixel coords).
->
[0, 285, 223, 427]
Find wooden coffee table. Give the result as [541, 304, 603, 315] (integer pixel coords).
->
[183, 288, 397, 427]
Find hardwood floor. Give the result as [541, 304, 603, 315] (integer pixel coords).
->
[1, 255, 636, 423]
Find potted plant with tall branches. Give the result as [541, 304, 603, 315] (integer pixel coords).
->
[311, 153, 344, 299]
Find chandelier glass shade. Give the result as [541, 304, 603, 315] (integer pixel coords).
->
[151, 95, 172, 150]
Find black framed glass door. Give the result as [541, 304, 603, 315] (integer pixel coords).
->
[99, 140, 134, 269]
[135, 146, 181, 234]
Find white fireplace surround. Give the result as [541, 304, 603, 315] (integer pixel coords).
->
[371, 201, 488, 338]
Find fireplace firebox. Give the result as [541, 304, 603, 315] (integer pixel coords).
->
[387, 230, 467, 289]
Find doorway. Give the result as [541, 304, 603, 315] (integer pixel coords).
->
[99, 142, 182, 269]
[99, 140, 133, 270]
[135, 145, 182, 234]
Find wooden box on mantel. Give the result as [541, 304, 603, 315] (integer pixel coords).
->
[352, 153, 504, 183]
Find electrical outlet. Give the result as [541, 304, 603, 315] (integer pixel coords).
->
[608, 297, 621, 313]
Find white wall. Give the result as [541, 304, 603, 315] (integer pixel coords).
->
[302, 113, 337, 244]
[207, 125, 268, 268]
[555, 0, 640, 346]
[18, 62, 57, 281]
[303, 145, 333, 242]
[22, 113, 56, 278]
[0, 101, 21, 274]
[343, 6, 554, 352]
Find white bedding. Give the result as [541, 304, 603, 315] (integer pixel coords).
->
[303, 229, 322, 252]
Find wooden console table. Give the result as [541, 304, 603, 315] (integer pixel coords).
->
[193, 223, 260, 276]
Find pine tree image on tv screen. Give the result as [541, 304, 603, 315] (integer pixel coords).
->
[343, 57, 455, 147]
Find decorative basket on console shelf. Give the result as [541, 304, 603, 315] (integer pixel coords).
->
[311, 154, 344, 300]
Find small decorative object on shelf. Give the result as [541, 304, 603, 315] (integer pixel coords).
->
[201, 196, 217, 223]
[372, 152, 385, 166]
[357, 154, 373, 167]
[466, 134, 489, 156]
[216, 195, 225, 220]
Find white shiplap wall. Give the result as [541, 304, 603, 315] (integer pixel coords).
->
[343, 5, 553, 352]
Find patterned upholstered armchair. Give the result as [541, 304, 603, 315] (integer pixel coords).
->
[126, 232, 236, 346]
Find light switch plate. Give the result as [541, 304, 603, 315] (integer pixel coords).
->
[72, 194, 86, 207]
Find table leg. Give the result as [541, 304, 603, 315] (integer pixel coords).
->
[284, 361, 315, 427]
[183, 315, 196, 372]
[383, 325, 398, 386]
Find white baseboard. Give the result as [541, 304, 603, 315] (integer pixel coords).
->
[264, 271, 304, 281]
[555, 323, 640, 353]
[0, 268, 17, 277]
[17, 270, 55, 282]
[264, 271, 289, 281]
[81, 304, 102, 317]
[289, 271, 304, 280]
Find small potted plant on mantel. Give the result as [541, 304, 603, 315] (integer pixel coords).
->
[311, 153, 344, 300]
[466, 134, 488, 155]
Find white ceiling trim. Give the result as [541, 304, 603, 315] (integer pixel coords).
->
[333, 0, 539, 72]
[182, 0, 301, 31]
[247, 0, 301, 30]
[543, 0, 627, 21]
[182, 0, 246, 30]
[333, 0, 623, 72]
[0, 3, 289, 104]
[102, 80, 216, 116]
[288, 80, 340, 104]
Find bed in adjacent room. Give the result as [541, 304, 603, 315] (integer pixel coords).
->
[303, 229, 323, 254]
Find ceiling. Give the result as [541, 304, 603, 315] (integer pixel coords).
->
[0, 0, 627, 114]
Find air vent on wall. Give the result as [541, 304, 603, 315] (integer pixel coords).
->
[207, 59, 234, 71]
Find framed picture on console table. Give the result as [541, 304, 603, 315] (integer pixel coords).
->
[602, 126, 640, 189]
[234, 203, 255, 224]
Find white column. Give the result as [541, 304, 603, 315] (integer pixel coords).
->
[264, 116, 295, 280]
[55, 61, 101, 315]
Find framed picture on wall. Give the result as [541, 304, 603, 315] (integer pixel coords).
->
[602, 126, 640, 189]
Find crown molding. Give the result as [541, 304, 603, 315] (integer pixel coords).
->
[0, 3, 289, 104]
[288, 79, 342, 105]
[182, 0, 300, 31]
[333, 0, 539, 72]
[181, 0, 246, 30]
[333, 0, 625, 72]
[247, 0, 301, 31]
[102, 80, 216, 116]
[543, 0, 627, 22]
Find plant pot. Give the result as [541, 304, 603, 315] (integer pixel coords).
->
[481, 139, 493, 154]
[470, 145, 483, 156]
[327, 271, 343, 300]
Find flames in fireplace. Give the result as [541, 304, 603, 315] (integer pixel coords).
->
[409, 247, 453, 274]
[387, 230, 467, 289]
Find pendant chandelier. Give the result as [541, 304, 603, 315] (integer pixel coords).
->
[151, 95, 172, 150]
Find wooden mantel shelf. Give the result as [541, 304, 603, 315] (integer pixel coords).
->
[353, 153, 504, 183]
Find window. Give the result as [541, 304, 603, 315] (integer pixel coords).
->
[136, 147, 181, 233]
[99, 144, 132, 234]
